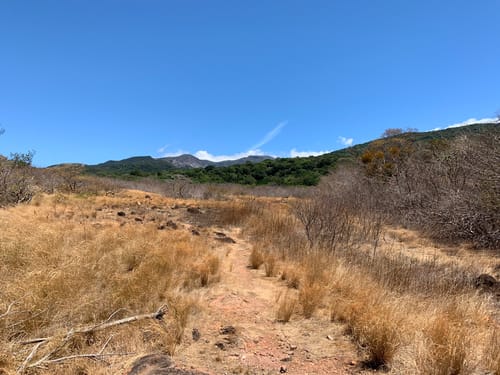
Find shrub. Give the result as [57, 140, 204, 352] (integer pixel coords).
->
[276, 290, 297, 323]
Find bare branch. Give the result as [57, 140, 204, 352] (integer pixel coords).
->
[0, 301, 17, 319]
[17, 342, 44, 373]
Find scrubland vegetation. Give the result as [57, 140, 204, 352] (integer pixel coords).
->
[0, 125, 498, 374]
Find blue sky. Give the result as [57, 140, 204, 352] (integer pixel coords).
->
[1, 0, 499, 166]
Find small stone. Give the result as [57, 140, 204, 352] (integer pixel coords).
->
[166, 220, 178, 229]
[192, 328, 201, 341]
[290, 345, 297, 350]
[215, 342, 225, 350]
[117, 211, 126, 217]
[279, 366, 287, 373]
[219, 325, 236, 335]
[191, 229, 200, 236]
[215, 236, 236, 244]
[326, 335, 334, 341]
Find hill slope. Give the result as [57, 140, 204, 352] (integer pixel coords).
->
[85, 122, 499, 185]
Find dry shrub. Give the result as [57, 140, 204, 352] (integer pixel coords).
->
[264, 254, 277, 277]
[213, 199, 262, 226]
[484, 329, 500, 375]
[281, 265, 301, 289]
[328, 270, 401, 369]
[190, 254, 220, 287]
[417, 311, 470, 375]
[413, 298, 493, 375]
[352, 304, 401, 369]
[165, 294, 198, 354]
[276, 290, 297, 323]
[299, 281, 325, 319]
[249, 247, 264, 269]
[245, 206, 306, 259]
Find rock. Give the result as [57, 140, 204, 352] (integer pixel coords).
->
[326, 335, 334, 341]
[145, 195, 151, 199]
[279, 366, 287, 373]
[214, 232, 226, 237]
[135, 217, 143, 222]
[474, 274, 498, 291]
[166, 220, 178, 229]
[157, 225, 166, 230]
[289, 344, 297, 350]
[187, 207, 201, 214]
[128, 354, 171, 374]
[191, 229, 200, 236]
[215, 236, 236, 244]
[192, 328, 201, 341]
[214, 341, 225, 350]
[128, 354, 209, 375]
[117, 211, 126, 217]
[219, 325, 236, 335]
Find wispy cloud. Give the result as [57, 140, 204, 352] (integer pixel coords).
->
[250, 121, 287, 150]
[157, 145, 188, 157]
[432, 117, 499, 131]
[338, 136, 354, 147]
[194, 149, 265, 162]
[289, 148, 332, 158]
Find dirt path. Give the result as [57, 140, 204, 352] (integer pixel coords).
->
[174, 227, 360, 375]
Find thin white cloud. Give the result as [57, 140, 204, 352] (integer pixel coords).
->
[289, 148, 332, 158]
[194, 149, 265, 162]
[431, 117, 499, 132]
[157, 145, 188, 157]
[338, 136, 354, 147]
[447, 117, 498, 128]
[251, 121, 287, 150]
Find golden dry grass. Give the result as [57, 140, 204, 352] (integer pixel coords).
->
[0, 191, 221, 374]
[1, 188, 498, 374]
[235, 199, 499, 373]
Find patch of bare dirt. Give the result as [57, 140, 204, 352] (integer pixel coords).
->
[172, 227, 362, 375]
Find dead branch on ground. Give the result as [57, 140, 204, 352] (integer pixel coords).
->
[17, 304, 169, 373]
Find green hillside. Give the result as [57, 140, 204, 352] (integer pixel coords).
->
[84, 123, 499, 185]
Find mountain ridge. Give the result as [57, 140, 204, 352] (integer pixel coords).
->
[83, 122, 499, 184]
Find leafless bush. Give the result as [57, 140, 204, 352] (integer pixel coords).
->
[292, 167, 386, 255]
[0, 152, 36, 206]
[387, 133, 500, 249]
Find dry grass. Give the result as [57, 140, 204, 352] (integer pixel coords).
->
[275, 290, 298, 323]
[264, 253, 277, 277]
[236, 199, 499, 373]
[484, 329, 500, 375]
[249, 247, 264, 269]
[0, 191, 221, 374]
[280, 266, 301, 289]
[299, 281, 325, 319]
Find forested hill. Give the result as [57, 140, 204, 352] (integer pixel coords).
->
[84, 122, 499, 186]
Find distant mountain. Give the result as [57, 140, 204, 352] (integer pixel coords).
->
[83, 122, 499, 184]
[84, 154, 273, 176]
[160, 154, 271, 168]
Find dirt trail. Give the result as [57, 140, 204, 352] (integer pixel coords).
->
[174, 227, 360, 375]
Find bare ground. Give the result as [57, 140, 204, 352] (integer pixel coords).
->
[170, 227, 361, 375]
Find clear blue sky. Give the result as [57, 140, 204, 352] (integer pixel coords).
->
[1, 0, 499, 166]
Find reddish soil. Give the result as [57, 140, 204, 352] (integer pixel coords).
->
[172, 227, 362, 375]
